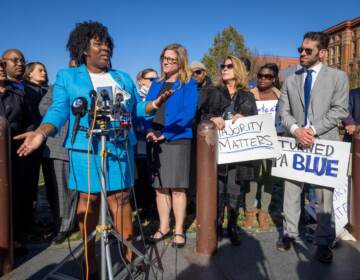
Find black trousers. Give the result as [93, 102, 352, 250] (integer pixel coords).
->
[11, 149, 33, 242]
[218, 164, 242, 208]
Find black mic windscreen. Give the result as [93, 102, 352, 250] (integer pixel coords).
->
[71, 97, 88, 117]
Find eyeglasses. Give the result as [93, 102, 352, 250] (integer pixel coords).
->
[143, 77, 157, 81]
[162, 56, 178, 64]
[257, 73, 274, 80]
[4, 57, 26, 65]
[220, 63, 234, 70]
[192, 70, 203, 76]
[297, 47, 313, 55]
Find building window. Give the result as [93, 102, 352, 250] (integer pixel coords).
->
[335, 45, 340, 63]
[352, 41, 356, 58]
[329, 47, 334, 65]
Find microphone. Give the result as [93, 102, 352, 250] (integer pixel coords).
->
[89, 90, 97, 119]
[71, 97, 88, 144]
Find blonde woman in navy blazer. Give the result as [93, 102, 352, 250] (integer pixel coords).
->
[145, 44, 198, 248]
[15, 21, 171, 276]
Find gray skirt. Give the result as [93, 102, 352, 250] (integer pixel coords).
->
[148, 140, 191, 189]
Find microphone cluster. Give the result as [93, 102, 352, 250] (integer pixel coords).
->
[70, 89, 133, 144]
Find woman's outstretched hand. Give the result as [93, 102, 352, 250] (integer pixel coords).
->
[153, 89, 175, 107]
[14, 131, 45, 157]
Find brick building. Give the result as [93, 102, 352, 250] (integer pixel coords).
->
[251, 55, 299, 81]
[324, 16, 360, 73]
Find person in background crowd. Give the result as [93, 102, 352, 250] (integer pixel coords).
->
[190, 61, 213, 123]
[342, 87, 360, 142]
[2, 49, 26, 90]
[134, 68, 158, 220]
[136, 68, 158, 101]
[278, 31, 349, 263]
[23, 62, 49, 230]
[0, 59, 34, 254]
[204, 55, 257, 245]
[244, 63, 281, 230]
[190, 61, 211, 89]
[15, 21, 170, 278]
[239, 56, 256, 89]
[39, 59, 78, 245]
[145, 43, 198, 248]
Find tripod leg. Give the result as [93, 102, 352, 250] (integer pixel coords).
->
[105, 237, 114, 280]
[101, 231, 107, 280]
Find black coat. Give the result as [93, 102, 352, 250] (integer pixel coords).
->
[343, 87, 360, 142]
[203, 85, 258, 119]
[0, 82, 33, 137]
[205, 85, 259, 181]
[24, 80, 48, 128]
[195, 76, 213, 124]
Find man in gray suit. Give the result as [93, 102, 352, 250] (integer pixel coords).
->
[277, 32, 349, 263]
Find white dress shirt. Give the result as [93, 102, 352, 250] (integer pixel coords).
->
[290, 62, 323, 136]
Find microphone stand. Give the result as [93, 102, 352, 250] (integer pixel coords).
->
[44, 117, 164, 280]
[95, 118, 147, 280]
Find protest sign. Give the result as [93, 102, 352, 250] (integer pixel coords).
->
[333, 178, 349, 236]
[304, 179, 349, 237]
[256, 100, 285, 133]
[217, 114, 280, 164]
[271, 136, 351, 189]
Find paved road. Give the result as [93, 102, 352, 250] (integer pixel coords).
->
[2, 231, 360, 280]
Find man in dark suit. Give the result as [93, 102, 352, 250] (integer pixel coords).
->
[278, 31, 349, 263]
[342, 87, 360, 141]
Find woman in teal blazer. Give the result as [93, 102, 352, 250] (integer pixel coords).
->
[15, 21, 169, 276]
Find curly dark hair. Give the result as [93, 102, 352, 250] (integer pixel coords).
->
[66, 21, 114, 66]
[258, 63, 281, 89]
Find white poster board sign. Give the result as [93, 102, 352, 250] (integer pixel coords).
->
[256, 100, 285, 133]
[271, 136, 351, 189]
[217, 114, 280, 164]
[333, 179, 349, 236]
[304, 179, 349, 237]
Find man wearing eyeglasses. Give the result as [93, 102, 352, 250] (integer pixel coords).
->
[2, 49, 26, 90]
[190, 61, 213, 123]
[277, 32, 349, 263]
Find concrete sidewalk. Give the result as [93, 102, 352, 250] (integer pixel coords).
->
[2, 231, 360, 280]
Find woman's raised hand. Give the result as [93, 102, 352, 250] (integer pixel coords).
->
[154, 89, 175, 107]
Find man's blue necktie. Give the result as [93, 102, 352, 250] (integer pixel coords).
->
[304, 69, 313, 126]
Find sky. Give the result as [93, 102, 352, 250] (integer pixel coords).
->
[0, 0, 359, 83]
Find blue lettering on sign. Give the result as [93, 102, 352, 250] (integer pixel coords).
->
[293, 154, 305, 170]
[326, 160, 339, 177]
[257, 103, 277, 114]
[292, 154, 339, 177]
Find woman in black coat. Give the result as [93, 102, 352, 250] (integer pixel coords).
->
[23, 62, 49, 222]
[203, 55, 257, 245]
